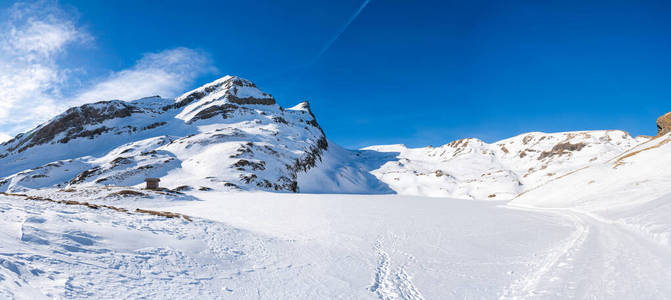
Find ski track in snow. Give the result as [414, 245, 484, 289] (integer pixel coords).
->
[370, 240, 424, 300]
[501, 207, 590, 299]
[502, 205, 671, 299]
[3, 189, 671, 298]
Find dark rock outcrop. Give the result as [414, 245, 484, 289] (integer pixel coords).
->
[188, 104, 240, 123]
[3, 101, 140, 153]
[657, 112, 671, 136]
[538, 142, 586, 160]
[168, 76, 275, 112]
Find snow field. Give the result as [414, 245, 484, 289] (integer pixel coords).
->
[0, 192, 576, 299]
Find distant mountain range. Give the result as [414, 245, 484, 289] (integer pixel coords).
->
[1, 75, 667, 201]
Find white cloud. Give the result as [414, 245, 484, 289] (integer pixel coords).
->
[1, 1, 89, 59]
[0, 133, 11, 143]
[0, 1, 216, 143]
[74, 48, 216, 104]
[0, 0, 85, 139]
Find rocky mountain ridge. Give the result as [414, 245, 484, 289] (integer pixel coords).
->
[0, 76, 327, 193]
[0, 75, 665, 200]
[301, 129, 646, 199]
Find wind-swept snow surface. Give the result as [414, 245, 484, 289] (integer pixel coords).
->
[1, 191, 581, 299]
[171, 192, 671, 299]
[2, 190, 671, 299]
[502, 207, 671, 299]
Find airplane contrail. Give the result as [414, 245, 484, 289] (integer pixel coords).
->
[314, 0, 372, 62]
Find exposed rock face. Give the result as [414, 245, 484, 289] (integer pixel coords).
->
[657, 112, 671, 136]
[1, 101, 142, 154]
[537, 142, 586, 160]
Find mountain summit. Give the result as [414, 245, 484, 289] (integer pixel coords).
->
[0, 75, 666, 200]
[0, 76, 328, 192]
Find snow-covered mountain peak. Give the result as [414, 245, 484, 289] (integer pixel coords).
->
[0, 72, 661, 201]
[288, 101, 311, 111]
[362, 144, 407, 152]
[173, 75, 278, 123]
[495, 130, 637, 160]
[441, 138, 489, 156]
[336, 129, 644, 199]
[175, 75, 273, 105]
[0, 75, 331, 193]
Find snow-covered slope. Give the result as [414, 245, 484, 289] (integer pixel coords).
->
[354, 130, 645, 199]
[509, 130, 671, 244]
[1, 72, 671, 298]
[0, 73, 655, 200]
[0, 76, 328, 193]
[5, 188, 671, 299]
[297, 141, 394, 194]
[0, 190, 580, 299]
[512, 132, 671, 209]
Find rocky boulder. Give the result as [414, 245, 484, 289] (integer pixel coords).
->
[657, 112, 671, 136]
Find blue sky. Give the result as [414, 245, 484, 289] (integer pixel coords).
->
[0, 0, 670, 147]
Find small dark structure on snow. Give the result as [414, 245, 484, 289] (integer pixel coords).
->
[145, 178, 160, 190]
